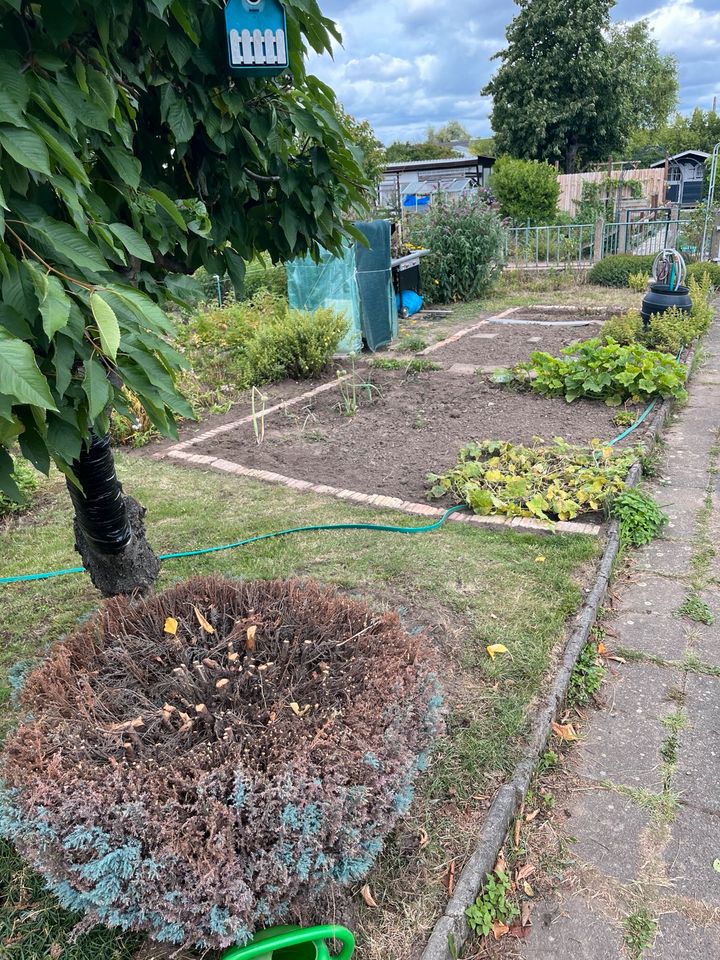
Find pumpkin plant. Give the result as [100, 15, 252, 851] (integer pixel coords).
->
[0, 0, 368, 595]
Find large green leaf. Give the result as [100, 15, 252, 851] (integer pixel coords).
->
[82, 356, 113, 420]
[28, 117, 90, 186]
[0, 448, 20, 501]
[148, 188, 188, 232]
[0, 126, 51, 175]
[90, 292, 121, 360]
[0, 328, 57, 409]
[109, 223, 154, 262]
[22, 212, 109, 273]
[39, 276, 73, 339]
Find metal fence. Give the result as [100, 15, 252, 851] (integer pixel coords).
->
[504, 223, 596, 268]
[601, 217, 691, 258]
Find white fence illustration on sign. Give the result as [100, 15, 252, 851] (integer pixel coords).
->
[229, 28, 287, 66]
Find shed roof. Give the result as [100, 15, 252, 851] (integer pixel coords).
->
[650, 150, 710, 167]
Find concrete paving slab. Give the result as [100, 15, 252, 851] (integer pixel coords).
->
[614, 576, 688, 619]
[577, 664, 677, 790]
[649, 913, 720, 958]
[665, 806, 720, 906]
[676, 674, 720, 814]
[564, 790, 649, 883]
[607, 611, 690, 663]
[633, 540, 695, 579]
[519, 894, 624, 960]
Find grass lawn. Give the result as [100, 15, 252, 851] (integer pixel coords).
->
[0, 455, 598, 960]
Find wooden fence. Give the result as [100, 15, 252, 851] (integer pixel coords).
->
[558, 169, 666, 214]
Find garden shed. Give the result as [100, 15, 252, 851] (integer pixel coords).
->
[651, 150, 709, 207]
[378, 155, 495, 210]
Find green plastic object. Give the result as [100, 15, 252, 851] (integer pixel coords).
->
[222, 925, 355, 960]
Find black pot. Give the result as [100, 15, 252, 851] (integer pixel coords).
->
[641, 283, 692, 329]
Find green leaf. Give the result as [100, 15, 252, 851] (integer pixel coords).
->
[18, 410, 50, 475]
[170, 0, 200, 43]
[28, 117, 90, 186]
[224, 248, 246, 298]
[101, 145, 141, 190]
[0, 125, 51, 175]
[0, 328, 57, 409]
[148, 188, 187, 232]
[90, 292, 121, 360]
[52, 334, 76, 398]
[0, 448, 21, 501]
[108, 223, 154, 262]
[39, 276, 72, 339]
[21, 209, 109, 273]
[83, 356, 113, 420]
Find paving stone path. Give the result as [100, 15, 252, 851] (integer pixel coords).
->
[516, 320, 720, 959]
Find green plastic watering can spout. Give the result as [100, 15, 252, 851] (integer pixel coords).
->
[222, 925, 355, 960]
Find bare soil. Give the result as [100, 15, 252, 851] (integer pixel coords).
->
[192, 368, 649, 504]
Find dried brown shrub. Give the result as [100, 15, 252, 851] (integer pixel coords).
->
[1, 576, 441, 949]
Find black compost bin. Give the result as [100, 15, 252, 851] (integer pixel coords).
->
[641, 282, 692, 329]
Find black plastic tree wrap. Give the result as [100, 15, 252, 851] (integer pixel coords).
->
[67, 432, 160, 597]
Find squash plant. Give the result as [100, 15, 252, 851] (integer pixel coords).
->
[0, 0, 367, 594]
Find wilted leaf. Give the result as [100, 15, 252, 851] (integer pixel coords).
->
[523, 880, 534, 897]
[487, 643, 510, 661]
[419, 828, 429, 849]
[525, 810, 540, 823]
[491, 920, 510, 940]
[164, 617, 178, 636]
[521, 901, 533, 927]
[508, 920, 531, 940]
[552, 721, 578, 741]
[494, 850, 507, 875]
[597, 641, 607, 655]
[193, 606, 215, 634]
[290, 702, 311, 718]
[516, 864, 535, 882]
[360, 884, 378, 908]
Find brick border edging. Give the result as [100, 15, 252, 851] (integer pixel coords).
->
[163, 449, 602, 538]
[419, 336, 702, 960]
[418, 306, 520, 355]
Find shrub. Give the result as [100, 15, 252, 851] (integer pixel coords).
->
[509, 338, 688, 406]
[588, 254, 655, 287]
[0, 576, 442, 950]
[491, 156, 560, 224]
[427, 439, 636, 522]
[602, 310, 644, 345]
[687, 261, 720, 287]
[645, 276, 714, 354]
[243, 256, 288, 301]
[628, 272, 650, 292]
[177, 292, 347, 390]
[406, 193, 505, 302]
[0, 459, 39, 519]
[611, 488, 668, 546]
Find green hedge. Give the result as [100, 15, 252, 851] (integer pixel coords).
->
[590, 254, 720, 289]
[588, 254, 655, 287]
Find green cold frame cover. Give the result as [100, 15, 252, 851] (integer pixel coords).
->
[225, 0, 289, 77]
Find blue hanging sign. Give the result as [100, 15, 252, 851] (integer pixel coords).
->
[225, 0, 289, 77]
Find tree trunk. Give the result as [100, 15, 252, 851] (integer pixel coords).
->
[565, 139, 579, 174]
[67, 432, 160, 598]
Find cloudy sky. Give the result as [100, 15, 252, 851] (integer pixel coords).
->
[309, 0, 720, 145]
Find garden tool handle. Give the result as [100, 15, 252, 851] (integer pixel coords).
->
[222, 925, 355, 960]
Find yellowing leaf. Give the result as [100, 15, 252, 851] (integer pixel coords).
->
[523, 880, 535, 897]
[534, 556, 546, 563]
[552, 721, 578, 742]
[164, 617, 178, 636]
[487, 643, 510, 661]
[193, 606, 215, 634]
[290, 702, 311, 718]
[361, 883, 378, 908]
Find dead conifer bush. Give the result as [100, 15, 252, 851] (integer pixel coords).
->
[0, 576, 441, 950]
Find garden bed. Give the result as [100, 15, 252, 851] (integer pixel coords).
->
[189, 368, 650, 506]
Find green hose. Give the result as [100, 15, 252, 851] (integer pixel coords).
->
[0, 506, 467, 586]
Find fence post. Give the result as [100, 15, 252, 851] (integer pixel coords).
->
[592, 218, 605, 262]
[712, 211, 720, 262]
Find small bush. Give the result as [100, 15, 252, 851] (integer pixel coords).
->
[602, 309, 644, 345]
[686, 260, 720, 287]
[611, 489, 668, 546]
[466, 870, 519, 936]
[0, 576, 442, 949]
[588, 254, 655, 287]
[567, 644, 605, 707]
[509, 338, 688, 406]
[406, 193, 505, 303]
[491, 156, 560, 224]
[628, 272, 650, 292]
[645, 276, 714, 354]
[0, 459, 39, 518]
[177, 292, 347, 390]
[427, 439, 636, 522]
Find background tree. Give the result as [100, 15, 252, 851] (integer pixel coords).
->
[385, 140, 461, 162]
[0, 0, 367, 595]
[491, 156, 560, 223]
[336, 105, 386, 196]
[484, 0, 623, 172]
[427, 120, 471, 145]
[608, 21, 678, 137]
[628, 108, 720, 163]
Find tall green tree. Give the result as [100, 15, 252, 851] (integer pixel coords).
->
[0, 0, 367, 595]
[336, 105, 386, 196]
[608, 21, 678, 136]
[484, 0, 623, 172]
[427, 120, 471, 144]
[385, 141, 461, 162]
[628, 109, 720, 163]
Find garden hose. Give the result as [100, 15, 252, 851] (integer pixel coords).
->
[0, 506, 468, 586]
